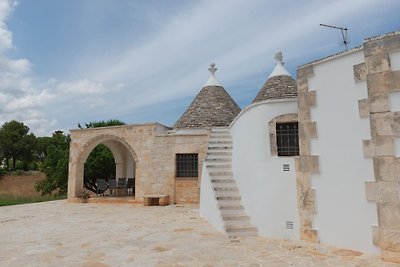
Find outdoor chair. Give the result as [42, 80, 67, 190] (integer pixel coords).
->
[108, 179, 117, 196]
[96, 179, 107, 196]
[127, 178, 135, 196]
[117, 178, 127, 196]
[118, 178, 126, 187]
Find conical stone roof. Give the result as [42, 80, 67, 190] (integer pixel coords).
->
[174, 63, 241, 129]
[252, 52, 297, 103]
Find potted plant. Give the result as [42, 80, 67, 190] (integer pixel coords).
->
[78, 189, 90, 203]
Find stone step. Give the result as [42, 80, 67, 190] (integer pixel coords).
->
[217, 196, 241, 201]
[209, 136, 231, 141]
[214, 190, 241, 198]
[212, 182, 239, 191]
[208, 146, 232, 151]
[225, 226, 258, 237]
[211, 178, 235, 183]
[213, 186, 238, 192]
[212, 180, 235, 187]
[207, 165, 232, 170]
[209, 140, 232, 145]
[217, 199, 242, 206]
[206, 158, 231, 163]
[206, 158, 232, 163]
[218, 204, 243, 210]
[207, 151, 231, 155]
[207, 155, 232, 161]
[222, 214, 250, 221]
[219, 207, 245, 216]
[224, 219, 251, 228]
[209, 171, 233, 177]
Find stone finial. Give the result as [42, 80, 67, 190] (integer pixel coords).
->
[267, 51, 291, 78]
[275, 51, 283, 65]
[204, 62, 221, 87]
[208, 63, 217, 75]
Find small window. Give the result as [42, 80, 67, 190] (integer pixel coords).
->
[276, 122, 299, 156]
[176, 154, 198, 178]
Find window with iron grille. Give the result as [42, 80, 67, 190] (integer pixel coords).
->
[276, 122, 299, 156]
[176, 154, 198, 178]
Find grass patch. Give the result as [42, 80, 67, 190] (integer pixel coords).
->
[0, 194, 66, 207]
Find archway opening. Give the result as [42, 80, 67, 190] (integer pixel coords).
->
[82, 139, 136, 197]
[84, 144, 116, 192]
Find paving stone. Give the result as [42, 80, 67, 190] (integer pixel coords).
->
[0, 200, 398, 267]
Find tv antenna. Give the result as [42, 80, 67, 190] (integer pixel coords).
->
[320, 23, 349, 51]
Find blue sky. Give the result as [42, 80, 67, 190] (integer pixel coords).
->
[0, 0, 399, 135]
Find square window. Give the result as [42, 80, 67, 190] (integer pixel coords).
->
[276, 122, 299, 156]
[176, 154, 198, 178]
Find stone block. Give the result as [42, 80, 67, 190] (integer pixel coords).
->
[301, 229, 318, 242]
[365, 53, 391, 74]
[369, 93, 390, 113]
[365, 181, 378, 202]
[299, 122, 317, 139]
[375, 136, 394, 156]
[358, 99, 369, 117]
[298, 155, 319, 173]
[367, 71, 400, 95]
[362, 139, 375, 158]
[299, 138, 310, 156]
[378, 203, 400, 228]
[392, 112, 400, 135]
[299, 187, 315, 212]
[364, 34, 400, 57]
[372, 226, 381, 246]
[297, 93, 312, 122]
[370, 112, 393, 136]
[307, 91, 317, 106]
[379, 182, 400, 203]
[354, 62, 366, 82]
[367, 72, 390, 94]
[374, 157, 400, 181]
[381, 228, 400, 252]
[297, 65, 314, 90]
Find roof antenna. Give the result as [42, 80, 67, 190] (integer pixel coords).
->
[320, 23, 349, 51]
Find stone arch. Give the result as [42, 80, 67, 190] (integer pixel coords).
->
[268, 113, 298, 156]
[68, 134, 138, 199]
[78, 134, 138, 165]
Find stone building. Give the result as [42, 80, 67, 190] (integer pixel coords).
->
[67, 63, 240, 204]
[68, 30, 400, 262]
[200, 31, 400, 263]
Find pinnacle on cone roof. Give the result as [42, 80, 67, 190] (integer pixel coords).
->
[252, 51, 297, 103]
[174, 63, 241, 129]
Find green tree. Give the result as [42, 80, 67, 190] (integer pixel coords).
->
[80, 119, 126, 129]
[0, 120, 36, 170]
[35, 131, 70, 196]
[81, 119, 125, 192]
[84, 145, 116, 192]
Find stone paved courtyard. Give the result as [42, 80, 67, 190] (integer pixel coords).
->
[0, 200, 399, 267]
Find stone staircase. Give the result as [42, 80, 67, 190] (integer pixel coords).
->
[205, 127, 257, 237]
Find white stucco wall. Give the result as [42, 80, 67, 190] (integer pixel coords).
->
[230, 100, 300, 239]
[199, 161, 224, 232]
[308, 49, 379, 254]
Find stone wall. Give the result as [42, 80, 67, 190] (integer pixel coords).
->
[359, 31, 400, 263]
[67, 123, 209, 204]
[295, 65, 319, 242]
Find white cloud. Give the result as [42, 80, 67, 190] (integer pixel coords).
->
[0, 0, 399, 134]
[79, 97, 108, 108]
[58, 79, 124, 94]
[2, 90, 54, 112]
